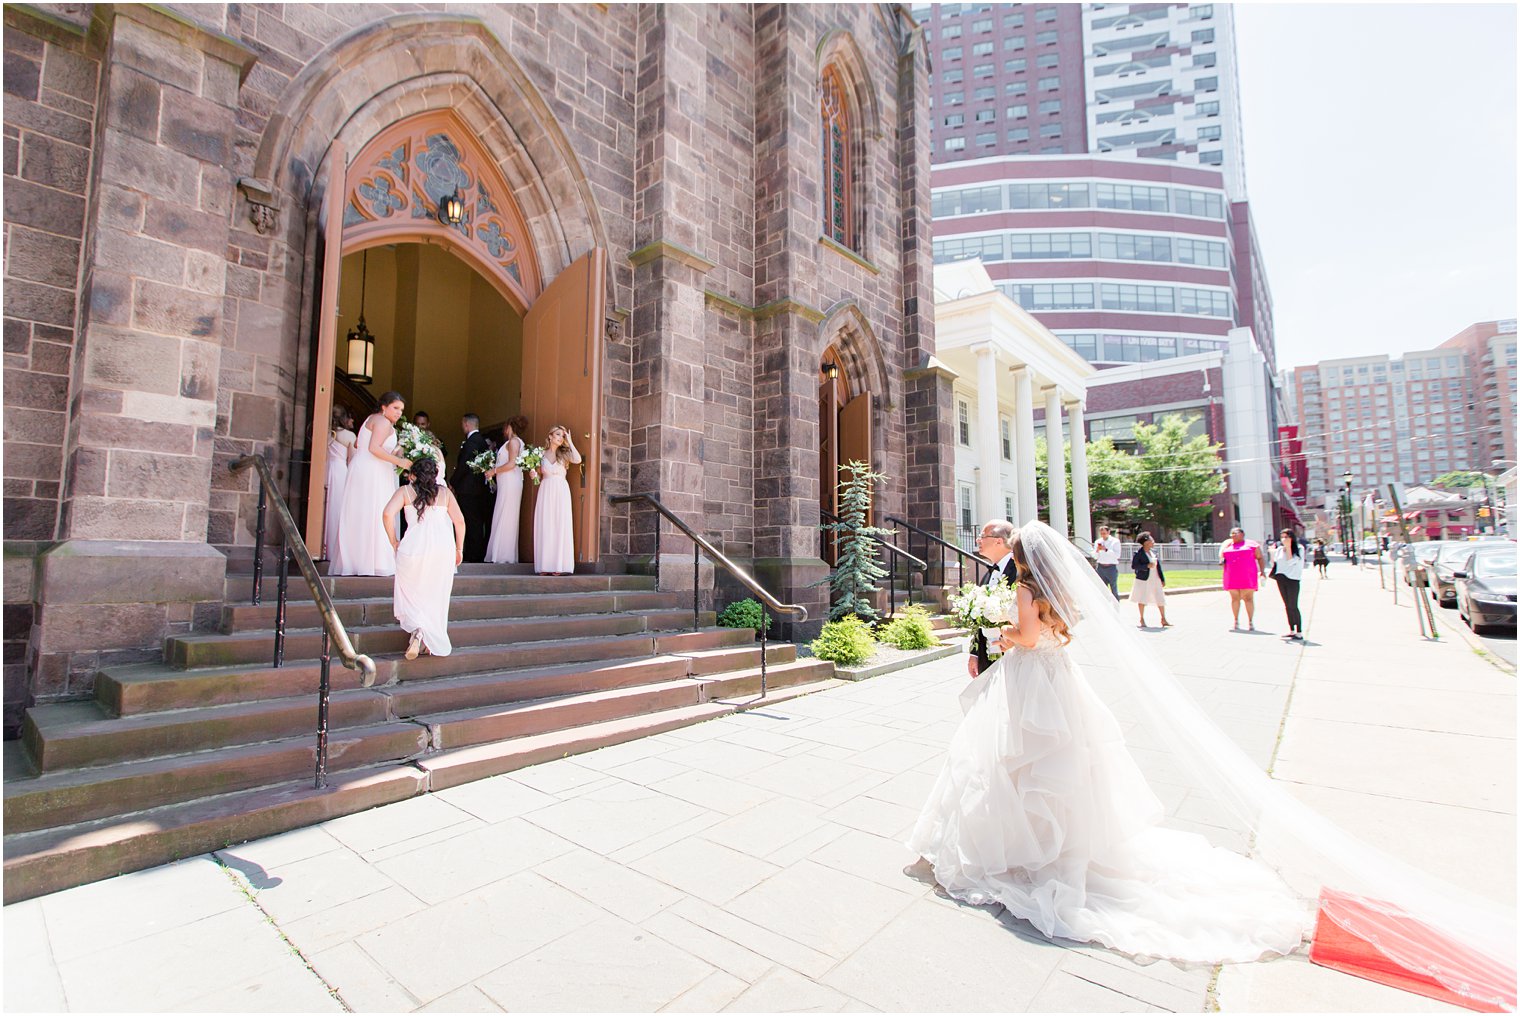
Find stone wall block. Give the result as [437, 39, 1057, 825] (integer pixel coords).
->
[131, 279, 222, 339]
[105, 449, 214, 501]
[104, 64, 161, 144]
[83, 327, 182, 394]
[4, 227, 81, 290]
[3, 439, 63, 481]
[95, 227, 187, 285]
[3, 407, 66, 445]
[112, 17, 201, 94]
[2, 368, 68, 413]
[98, 131, 201, 205]
[19, 132, 89, 194]
[77, 415, 196, 456]
[63, 496, 189, 541]
[120, 390, 216, 429]
[226, 391, 280, 441]
[142, 199, 229, 258]
[3, 176, 86, 239]
[179, 338, 220, 401]
[41, 43, 97, 102]
[158, 86, 231, 165]
[35, 602, 167, 653]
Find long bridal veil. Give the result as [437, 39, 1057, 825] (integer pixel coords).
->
[1014, 521, 1515, 1009]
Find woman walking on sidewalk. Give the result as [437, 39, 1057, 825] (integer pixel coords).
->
[1311, 538, 1329, 578]
[1271, 530, 1305, 640]
[1219, 527, 1267, 630]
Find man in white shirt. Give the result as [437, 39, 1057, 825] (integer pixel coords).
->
[1093, 524, 1122, 600]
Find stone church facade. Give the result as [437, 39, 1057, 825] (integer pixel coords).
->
[2, 3, 954, 731]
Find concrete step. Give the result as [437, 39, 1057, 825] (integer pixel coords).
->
[418, 674, 844, 792]
[98, 627, 754, 716]
[224, 572, 657, 604]
[3, 721, 428, 834]
[2, 765, 427, 905]
[221, 589, 686, 633]
[166, 608, 715, 669]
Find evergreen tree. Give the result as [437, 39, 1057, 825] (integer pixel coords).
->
[1129, 415, 1226, 535]
[823, 460, 891, 621]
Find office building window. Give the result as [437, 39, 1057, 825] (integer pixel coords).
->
[1003, 11, 1025, 27]
[972, 17, 993, 32]
[1039, 123, 1062, 138]
[1172, 187, 1224, 218]
[976, 131, 996, 146]
[944, 137, 967, 152]
[1100, 283, 1174, 313]
[1192, 28, 1215, 44]
[944, 46, 963, 61]
[933, 235, 1005, 263]
[1004, 35, 1026, 50]
[1036, 53, 1059, 68]
[1192, 51, 1217, 68]
[1009, 232, 1092, 259]
[1177, 286, 1232, 317]
[944, 113, 966, 127]
[1098, 233, 1171, 261]
[943, 23, 962, 38]
[1196, 75, 1218, 91]
[975, 108, 995, 122]
[1005, 57, 1027, 72]
[1038, 76, 1061, 91]
[1038, 98, 1061, 113]
[1008, 181, 1090, 208]
[1199, 150, 1223, 165]
[945, 90, 965, 104]
[959, 484, 974, 530]
[1001, 418, 1012, 459]
[1095, 182, 1169, 211]
[974, 62, 995, 78]
[1036, 6, 1058, 22]
[1036, 30, 1059, 44]
[1175, 236, 1227, 267]
[1198, 100, 1220, 115]
[1006, 103, 1029, 118]
[974, 85, 996, 100]
[1005, 80, 1028, 95]
[1007, 126, 1030, 141]
[1006, 282, 1096, 310]
[1197, 125, 1222, 141]
[973, 40, 995, 56]
[958, 401, 971, 445]
[931, 184, 1003, 215]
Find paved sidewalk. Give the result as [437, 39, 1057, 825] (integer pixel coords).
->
[6, 567, 1513, 1013]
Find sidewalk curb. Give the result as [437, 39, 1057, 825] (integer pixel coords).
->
[834, 643, 962, 681]
[1432, 601, 1517, 675]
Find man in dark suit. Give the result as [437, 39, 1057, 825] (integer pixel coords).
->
[968, 519, 1019, 678]
[451, 413, 492, 562]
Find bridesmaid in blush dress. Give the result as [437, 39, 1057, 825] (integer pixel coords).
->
[323, 405, 356, 571]
[484, 415, 527, 564]
[334, 391, 413, 577]
[382, 455, 465, 659]
[531, 425, 580, 575]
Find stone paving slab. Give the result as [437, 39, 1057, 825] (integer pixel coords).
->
[4, 564, 1512, 1012]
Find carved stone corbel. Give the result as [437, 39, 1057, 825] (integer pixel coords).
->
[237, 177, 281, 235]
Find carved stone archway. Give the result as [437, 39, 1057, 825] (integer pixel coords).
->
[341, 109, 542, 311]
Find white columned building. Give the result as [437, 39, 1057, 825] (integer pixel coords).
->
[934, 261, 1095, 544]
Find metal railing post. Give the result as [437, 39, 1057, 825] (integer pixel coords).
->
[654, 519, 662, 592]
[760, 608, 769, 698]
[273, 548, 290, 669]
[251, 484, 268, 605]
[315, 628, 331, 789]
[693, 542, 700, 632]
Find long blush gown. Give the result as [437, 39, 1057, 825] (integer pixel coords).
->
[533, 456, 575, 574]
[484, 437, 523, 564]
[394, 487, 458, 656]
[323, 429, 355, 570]
[334, 418, 398, 576]
[908, 616, 1310, 964]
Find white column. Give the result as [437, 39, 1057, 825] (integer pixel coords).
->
[974, 344, 1002, 526]
[1068, 400, 1092, 545]
[1045, 386, 1068, 537]
[1013, 366, 1038, 525]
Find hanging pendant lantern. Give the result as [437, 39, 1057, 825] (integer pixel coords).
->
[345, 250, 376, 384]
[440, 187, 464, 226]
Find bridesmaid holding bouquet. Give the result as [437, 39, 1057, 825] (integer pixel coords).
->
[531, 425, 580, 575]
[484, 415, 528, 564]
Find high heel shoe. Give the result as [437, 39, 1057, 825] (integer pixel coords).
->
[405, 632, 422, 660]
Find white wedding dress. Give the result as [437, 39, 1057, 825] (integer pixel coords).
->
[908, 614, 1312, 964]
[394, 487, 458, 656]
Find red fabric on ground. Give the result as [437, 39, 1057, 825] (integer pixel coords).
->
[1310, 889, 1516, 1013]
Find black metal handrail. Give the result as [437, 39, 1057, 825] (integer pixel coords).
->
[885, 515, 993, 588]
[232, 454, 377, 788]
[820, 509, 927, 618]
[611, 493, 806, 698]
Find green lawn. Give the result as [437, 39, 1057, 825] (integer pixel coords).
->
[1117, 569, 1222, 593]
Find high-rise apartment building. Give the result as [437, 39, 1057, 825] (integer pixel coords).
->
[919, 3, 1246, 196]
[1083, 3, 1247, 199]
[1286, 320, 1518, 510]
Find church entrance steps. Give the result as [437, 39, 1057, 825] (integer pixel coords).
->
[227, 571, 656, 604]
[166, 608, 709, 669]
[221, 588, 684, 632]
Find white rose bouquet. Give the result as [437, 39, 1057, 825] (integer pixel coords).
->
[394, 422, 444, 477]
[516, 444, 545, 485]
[468, 448, 497, 492]
[949, 579, 1018, 659]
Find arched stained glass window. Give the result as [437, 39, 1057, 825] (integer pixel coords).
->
[821, 65, 853, 249]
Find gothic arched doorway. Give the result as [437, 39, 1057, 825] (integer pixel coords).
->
[818, 345, 873, 565]
[304, 110, 605, 565]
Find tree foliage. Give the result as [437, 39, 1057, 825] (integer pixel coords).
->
[1127, 415, 1225, 534]
[1431, 470, 1487, 492]
[1036, 435, 1136, 526]
[822, 460, 890, 622]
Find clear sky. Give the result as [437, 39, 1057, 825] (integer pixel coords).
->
[1235, 4, 1517, 371]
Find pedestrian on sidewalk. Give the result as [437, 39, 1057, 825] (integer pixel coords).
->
[1271, 529, 1306, 640]
[1311, 538, 1329, 577]
[1093, 525, 1122, 599]
[1130, 532, 1170, 628]
[1219, 527, 1267, 631]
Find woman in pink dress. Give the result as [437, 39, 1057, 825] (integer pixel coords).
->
[334, 392, 413, 577]
[484, 415, 527, 564]
[1218, 526, 1267, 630]
[323, 405, 356, 571]
[531, 425, 581, 575]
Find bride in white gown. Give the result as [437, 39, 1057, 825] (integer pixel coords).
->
[381, 454, 465, 659]
[909, 522, 1514, 997]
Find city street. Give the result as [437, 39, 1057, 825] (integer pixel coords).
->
[1368, 556, 1518, 669]
[5, 566, 1513, 1013]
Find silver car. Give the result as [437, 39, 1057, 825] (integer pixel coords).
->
[1431, 542, 1479, 606]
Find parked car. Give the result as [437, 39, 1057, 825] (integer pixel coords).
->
[1455, 543, 1518, 634]
[1431, 542, 1481, 606]
[1359, 537, 1381, 556]
[1405, 541, 1447, 587]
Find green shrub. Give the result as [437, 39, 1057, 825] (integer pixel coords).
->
[717, 597, 772, 635]
[877, 604, 940, 650]
[809, 614, 875, 667]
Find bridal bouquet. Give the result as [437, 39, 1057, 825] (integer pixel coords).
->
[949, 579, 1018, 659]
[394, 422, 444, 477]
[516, 444, 544, 485]
[468, 448, 497, 492]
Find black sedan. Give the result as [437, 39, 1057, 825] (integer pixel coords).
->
[1431, 542, 1480, 606]
[1455, 544, 1517, 634]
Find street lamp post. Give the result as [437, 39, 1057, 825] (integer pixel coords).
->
[1341, 470, 1355, 563]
